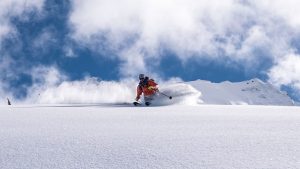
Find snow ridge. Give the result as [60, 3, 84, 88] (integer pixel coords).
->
[185, 78, 294, 106]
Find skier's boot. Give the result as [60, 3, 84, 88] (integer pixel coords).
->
[145, 102, 151, 106]
[133, 102, 140, 106]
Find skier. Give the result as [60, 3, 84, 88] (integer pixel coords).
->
[134, 74, 158, 106]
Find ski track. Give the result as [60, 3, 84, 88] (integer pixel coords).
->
[0, 105, 300, 169]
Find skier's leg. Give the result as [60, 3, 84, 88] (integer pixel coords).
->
[144, 95, 154, 106]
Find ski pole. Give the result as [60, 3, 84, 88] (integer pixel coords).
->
[157, 91, 172, 99]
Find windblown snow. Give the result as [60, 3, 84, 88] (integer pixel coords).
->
[25, 78, 295, 106]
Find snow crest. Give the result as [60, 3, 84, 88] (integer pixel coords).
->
[188, 78, 294, 106]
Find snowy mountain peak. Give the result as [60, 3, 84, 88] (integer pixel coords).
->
[185, 78, 294, 106]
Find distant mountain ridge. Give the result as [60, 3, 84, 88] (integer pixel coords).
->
[184, 78, 294, 106]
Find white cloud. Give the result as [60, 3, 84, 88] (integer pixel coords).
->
[0, 0, 44, 39]
[64, 46, 76, 58]
[0, 24, 10, 41]
[0, 0, 45, 103]
[69, 0, 242, 76]
[268, 53, 300, 90]
[69, 1, 299, 74]
[31, 66, 66, 87]
[32, 28, 57, 55]
[68, 0, 300, 99]
[0, 0, 44, 54]
[254, 0, 300, 29]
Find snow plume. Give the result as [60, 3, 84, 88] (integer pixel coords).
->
[25, 75, 201, 105]
[0, 58, 198, 105]
[29, 78, 136, 104]
[20, 65, 134, 104]
[158, 82, 202, 106]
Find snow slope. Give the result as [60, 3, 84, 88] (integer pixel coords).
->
[185, 78, 294, 106]
[0, 105, 299, 169]
[157, 78, 294, 106]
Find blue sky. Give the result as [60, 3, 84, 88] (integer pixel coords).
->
[1, 0, 300, 102]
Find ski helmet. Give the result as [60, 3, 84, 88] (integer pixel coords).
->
[139, 74, 145, 79]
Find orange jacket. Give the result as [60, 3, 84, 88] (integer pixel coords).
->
[136, 79, 158, 101]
